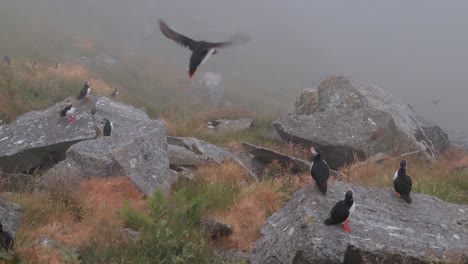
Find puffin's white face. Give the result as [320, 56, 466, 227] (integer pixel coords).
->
[308, 147, 318, 156]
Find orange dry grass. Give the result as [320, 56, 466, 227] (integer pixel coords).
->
[276, 173, 314, 190]
[211, 181, 287, 250]
[195, 162, 250, 186]
[14, 177, 145, 263]
[72, 37, 95, 51]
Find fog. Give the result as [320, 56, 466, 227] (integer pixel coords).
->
[1, 0, 468, 133]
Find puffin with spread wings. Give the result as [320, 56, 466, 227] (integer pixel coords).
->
[158, 19, 249, 78]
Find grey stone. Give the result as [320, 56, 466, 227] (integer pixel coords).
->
[274, 75, 450, 169]
[250, 182, 468, 264]
[167, 136, 233, 165]
[35, 235, 79, 256]
[0, 199, 21, 238]
[241, 142, 341, 178]
[168, 144, 207, 168]
[200, 219, 233, 240]
[122, 228, 141, 242]
[39, 120, 176, 196]
[0, 97, 98, 173]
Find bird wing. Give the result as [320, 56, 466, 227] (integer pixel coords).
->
[77, 87, 87, 100]
[205, 32, 251, 49]
[159, 19, 195, 50]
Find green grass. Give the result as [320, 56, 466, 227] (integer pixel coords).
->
[80, 180, 242, 264]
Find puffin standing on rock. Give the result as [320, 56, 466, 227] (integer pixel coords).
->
[101, 118, 113, 136]
[60, 101, 76, 123]
[308, 147, 330, 195]
[324, 189, 355, 232]
[77, 81, 91, 101]
[158, 19, 250, 78]
[394, 159, 412, 204]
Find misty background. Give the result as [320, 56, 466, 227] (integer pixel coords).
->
[1, 0, 467, 134]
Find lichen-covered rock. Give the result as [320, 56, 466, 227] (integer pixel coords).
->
[274, 75, 451, 169]
[250, 182, 468, 264]
[207, 118, 255, 133]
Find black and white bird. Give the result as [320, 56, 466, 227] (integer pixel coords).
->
[308, 147, 330, 195]
[77, 81, 91, 101]
[55, 61, 61, 69]
[60, 102, 76, 123]
[0, 222, 14, 251]
[324, 189, 355, 232]
[206, 120, 222, 129]
[101, 118, 113, 136]
[159, 19, 250, 78]
[394, 159, 412, 204]
[111, 88, 119, 97]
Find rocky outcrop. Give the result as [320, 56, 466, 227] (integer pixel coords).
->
[250, 182, 468, 264]
[273, 75, 450, 169]
[0, 199, 21, 238]
[34, 96, 176, 195]
[0, 98, 98, 173]
[38, 120, 176, 196]
[168, 136, 257, 181]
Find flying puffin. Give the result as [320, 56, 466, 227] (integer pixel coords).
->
[394, 159, 412, 204]
[111, 88, 119, 97]
[324, 189, 355, 232]
[101, 118, 113, 136]
[158, 19, 250, 78]
[77, 81, 91, 101]
[0, 222, 14, 251]
[60, 102, 76, 123]
[308, 146, 330, 195]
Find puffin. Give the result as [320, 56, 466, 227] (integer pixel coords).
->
[111, 88, 119, 97]
[394, 159, 412, 204]
[77, 81, 91, 101]
[206, 120, 222, 129]
[101, 118, 113, 136]
[2, 55, 11, 65]
[308, 146, 330, 195]
[158, 19, 250, 78]
[55, 61, 61, 69]
[60, 102, 76, 123]
[324, 189, 355, 232]
[0, 222, 14, 251]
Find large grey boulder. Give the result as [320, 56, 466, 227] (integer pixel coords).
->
[39, 120, 176, 196]
[0, 98, 99, 174]
[273, 75, 450, 169]
[0, 199, 21, 238]
[250, 182, 468, 264]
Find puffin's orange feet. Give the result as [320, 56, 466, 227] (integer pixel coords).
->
[342, 223, 351, 232]
[396, 193, 401, 198]
[344, 219, 349, 225]
[85, 96, 90, 101]
[67, 116, 75, 123]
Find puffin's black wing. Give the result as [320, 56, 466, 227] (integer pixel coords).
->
[77, 86, 87, 100]
[159, 19, 195, 50]
[324, 201, 349, 225]
[60, 105, 70, 117]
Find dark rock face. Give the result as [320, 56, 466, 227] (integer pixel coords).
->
[0, 98, 98, 173]
[250, 182, 468, 264]
[241, 142, 341, 178]
[273, 75, 450, 169]
[0, 199, 21, 238]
